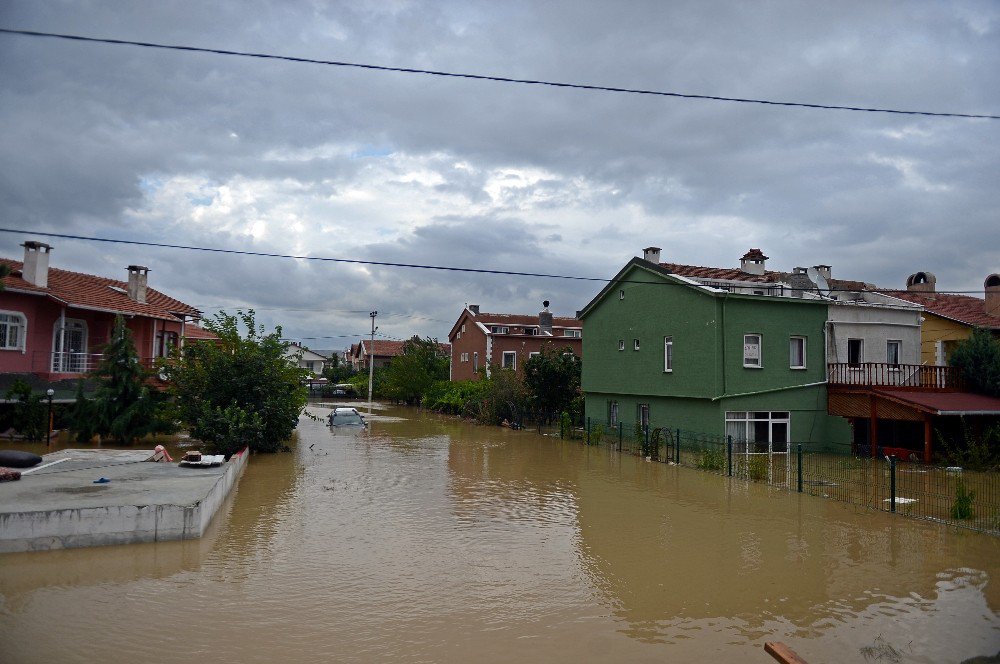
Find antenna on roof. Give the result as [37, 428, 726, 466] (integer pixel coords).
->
[807, 267, 831, 298]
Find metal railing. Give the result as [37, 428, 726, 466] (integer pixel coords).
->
[550, 417, 999, 535]
[827, 362, 962, 390]
[31, 351, 160, 375]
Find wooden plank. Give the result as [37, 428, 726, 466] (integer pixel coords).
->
[765, 642, 808, 664]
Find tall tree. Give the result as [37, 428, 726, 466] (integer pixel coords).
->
[83, 315, 172, 444]
[524, 345, 581, 424]
[383, 336, 450, 405]
[950, 327, 1000, 397]
[167, 310, 308, 455]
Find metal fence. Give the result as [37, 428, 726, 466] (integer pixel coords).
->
[549, 418, 999, 535]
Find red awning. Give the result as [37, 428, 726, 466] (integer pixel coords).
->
[877, 389, 1000, 416]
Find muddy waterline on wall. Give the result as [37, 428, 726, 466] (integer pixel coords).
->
[1, 404, 998, 663]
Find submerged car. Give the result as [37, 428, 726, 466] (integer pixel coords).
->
[329, 407, 366, 427]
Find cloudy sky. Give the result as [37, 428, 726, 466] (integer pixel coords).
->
[1, 1, 997, 349]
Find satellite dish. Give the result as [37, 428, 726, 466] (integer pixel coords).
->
[806, 267, 831, 297]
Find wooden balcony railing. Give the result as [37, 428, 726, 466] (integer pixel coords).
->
[827, 363, 962, 390]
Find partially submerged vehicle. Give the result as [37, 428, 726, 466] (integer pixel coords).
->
[328, 407, 366, 427]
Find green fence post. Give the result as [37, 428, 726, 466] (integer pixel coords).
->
[797, 444, 803, 493]
[727, 435, 733, 477]
[889, 455, 897, 513]
[676, 428, 681, 464]
[618, 422, 623, 451]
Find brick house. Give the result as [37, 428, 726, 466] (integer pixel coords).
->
[448, 302, 582, 381]
[0, 241, 211, 382]
[351, 338, 450, 371]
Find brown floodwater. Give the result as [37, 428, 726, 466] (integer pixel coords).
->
[1, 404, 998, 663]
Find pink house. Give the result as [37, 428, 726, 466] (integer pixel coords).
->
[1, 241, 211, 381]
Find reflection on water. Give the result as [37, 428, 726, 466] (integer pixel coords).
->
[1, 404, 998, 663]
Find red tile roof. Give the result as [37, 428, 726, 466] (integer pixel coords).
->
[876, 290, 999, 329]
[362, 339, 450, 357]
[880, 389, 1000, 415]
[1, 258, 201, 322]
[184, 323, 218, 340]
[658, 262, 872, 292]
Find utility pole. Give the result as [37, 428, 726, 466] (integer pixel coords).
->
[368, 310, 377, 414]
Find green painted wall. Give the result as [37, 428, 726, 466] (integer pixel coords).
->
[580, 261, 850, 447]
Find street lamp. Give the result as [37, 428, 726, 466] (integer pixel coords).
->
[45, 388, 55, 447]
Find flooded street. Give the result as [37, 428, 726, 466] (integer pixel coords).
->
[2, 404, 998, 663]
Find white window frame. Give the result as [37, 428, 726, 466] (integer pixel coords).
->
[633, 338, 640, 351]
[619, 290, 625, 300]
[609, 400, 619, 427]
[887, 340, 901, 367]
[563, 329, 581, 338]
[528, 351, 540, 360]
[618, 339, 625, 351]
[491, 326, 509, 334]
[502, 351, 516, 370]
[789, 336, 806, 369]
[743, 334, 762, 368]
[473, 352, 479, 371]
[0, 311, 27, 352]
[725, 410, 791, 453]
[663, 336, 673, 372]
[52, 318, 89, 373]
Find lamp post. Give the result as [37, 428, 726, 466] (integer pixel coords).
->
[45, 388, 55, 447]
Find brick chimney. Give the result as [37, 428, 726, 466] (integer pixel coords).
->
[127, 265, 149, 303]
[468, 304, 480, 315]
[539, 300, 553, 335]
[740, 248, 768, 276]
[986, 274, 1000, 317]
[906, 271, 936, 293]
[21, 241, 52, 288]
[642, 246, 661, 263]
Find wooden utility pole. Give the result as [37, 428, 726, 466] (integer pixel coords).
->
[367, 310, 377, 414]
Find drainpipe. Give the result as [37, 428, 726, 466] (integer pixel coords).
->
[720, 295, 728, 396]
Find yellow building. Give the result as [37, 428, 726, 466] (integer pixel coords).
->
[882, 272, 1000, 365]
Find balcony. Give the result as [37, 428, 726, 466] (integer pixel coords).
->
[24, 351, 162, 380]
[827, 363, 962, 391]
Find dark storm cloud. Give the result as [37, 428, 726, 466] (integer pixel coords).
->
[1, 1, 997, 341]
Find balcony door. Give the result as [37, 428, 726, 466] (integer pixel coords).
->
[52, 319, 88, 373]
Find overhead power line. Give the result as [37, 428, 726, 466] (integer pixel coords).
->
[1, 28, 997, 120]
[0, 227, 987, 295]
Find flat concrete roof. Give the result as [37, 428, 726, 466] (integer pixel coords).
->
[0, 448, 247, 552]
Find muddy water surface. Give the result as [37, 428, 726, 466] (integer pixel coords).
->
[1, 404, 998, 662]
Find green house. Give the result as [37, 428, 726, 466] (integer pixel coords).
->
[577, 252, 851, 450]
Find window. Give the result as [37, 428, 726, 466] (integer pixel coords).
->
[473, 352, 479, 371]
[490, 326, 509, 334]
[0, 312, 27, 351]
[529, 351, 540, 360]
[848, 339, 864, 366]
[743, 334, 762, 368]
[563, 329, 581, 338]
[619, 290, 625, 300]
[663, 336, 673, 372]
[502, 351, 516, 370]
[461, 324, 465, 333]
[633, 339, 640, 351]
[725, 411, 790, 453]
[638, 403, 650, 429]
[609, 401, 619, 426]
[789, 336, 806, 369]
[618, 339, 625, 351]
[887, 340, 901, 366]
[526, 327, 539, 336]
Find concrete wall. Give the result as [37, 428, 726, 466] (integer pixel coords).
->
[826, 301, 922, 365]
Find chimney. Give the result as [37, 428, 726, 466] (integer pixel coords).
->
[813, 264, 832, 281]
[740, 248, 768, 276]
[788, 267, 814, 298]
[468, 304, 480, 315]
[906, 271, 936, 293]
[539, 300, 553, 335]
[127, 265, 149, 303]
[21, 241, 52, 288]
[642, 246, 661, 263]
[986, 274, 1000, 317]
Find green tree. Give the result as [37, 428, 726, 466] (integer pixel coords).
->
[383, 336, 450, 404]
[167, 310, 308, 455]
[524, 346, 581, 424]
[949, 327, 1000, 397]
[81, 316, 173, 444]
[3, 379, 46, 441]
[322, 352, 356, 383]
